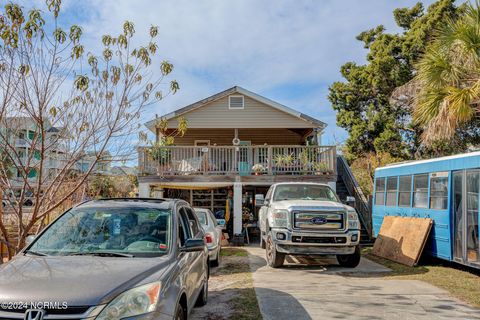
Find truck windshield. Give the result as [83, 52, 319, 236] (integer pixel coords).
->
[273, 184, 338, 202]
[28, 207, 172, 257]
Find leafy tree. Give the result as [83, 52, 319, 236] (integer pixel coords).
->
[350, 152, 403, 196]
[0, 0, 178, 258]
[414, 1, 480, 143]
[329, 0, 458, 162]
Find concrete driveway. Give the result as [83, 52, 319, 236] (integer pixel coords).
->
[246, 247, 480, 320]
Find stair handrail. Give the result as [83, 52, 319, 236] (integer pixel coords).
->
[337, 155, 372, 238]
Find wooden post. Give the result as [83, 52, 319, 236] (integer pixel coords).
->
[267, 146, 272, 175]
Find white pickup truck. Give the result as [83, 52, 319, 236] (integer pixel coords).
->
[258, 182, 361, 268]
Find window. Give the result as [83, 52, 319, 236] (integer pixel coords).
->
[181, 207, 200, 237]
[429, 172, 449, 210]
[186, 208, 200, 236]
[178, 216, 187, 247]
[265, 186, 273, 202]
[28, 168, 37, 178]
[18, 149, 26, 160]
[29, 207, 172, 257]
[374, 178, 385, 205]
[273, 184, 338, 202]
[229, 95, 244, 109]
[386, 177, 398, 206]
[413, 174, 429, 208]
[398, 175, 412, 207]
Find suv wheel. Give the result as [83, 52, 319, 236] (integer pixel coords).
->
[195, 277, 208, 307]
[266, 233, 285, 268]
[211, 248, 220, 267]
[175, 303, 186, 320]
[336, 246, 361, 268]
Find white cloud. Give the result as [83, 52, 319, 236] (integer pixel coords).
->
[18, 0, 439, 143]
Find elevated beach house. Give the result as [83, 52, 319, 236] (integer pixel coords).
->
[138, 86, 337, 236]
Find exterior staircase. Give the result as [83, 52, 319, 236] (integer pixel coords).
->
[336, 155, 372, 243]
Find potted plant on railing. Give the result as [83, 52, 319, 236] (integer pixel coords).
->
[148, 137, 174, 175]
[252, 163, 266, 176]
[273, 153, 295, 174]
[313, 162, 333, 175]
[298, 150, 312, 174]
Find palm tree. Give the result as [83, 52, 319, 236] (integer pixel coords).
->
[414, 1, 480, 143]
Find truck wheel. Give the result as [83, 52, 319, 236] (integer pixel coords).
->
[336, 246, 361, 268]
[260, 233, 266, 249]
[266, 233, 285, 268]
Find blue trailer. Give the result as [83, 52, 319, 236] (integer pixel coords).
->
[373, 151, 480, 269]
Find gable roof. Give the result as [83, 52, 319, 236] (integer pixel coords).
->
[145, 86, 326, 132]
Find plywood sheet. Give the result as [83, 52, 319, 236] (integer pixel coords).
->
[372, 216, 433, 266]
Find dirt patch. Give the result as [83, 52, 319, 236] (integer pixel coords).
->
[191, 247, 261, 320]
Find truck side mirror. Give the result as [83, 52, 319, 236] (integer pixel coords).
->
[255, 194, 265, 207]
[345, 196, 355, 207]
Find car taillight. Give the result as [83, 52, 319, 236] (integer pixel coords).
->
[205, 234, 213, 244]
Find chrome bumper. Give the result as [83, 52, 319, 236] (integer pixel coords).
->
[270, 228, 360, 255]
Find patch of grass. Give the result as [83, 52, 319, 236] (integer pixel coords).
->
[216, 248, 262, 319]
[221, 247, 248, 257]
[362, 247, 480, 307]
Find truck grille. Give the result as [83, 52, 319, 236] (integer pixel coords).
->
[293, 211, 344, 230]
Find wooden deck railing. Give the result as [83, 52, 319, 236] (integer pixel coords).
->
[138, 145, 336, 176]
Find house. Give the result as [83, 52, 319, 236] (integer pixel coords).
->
[137, 86, 337, 237]
[0, 117, 111, 199]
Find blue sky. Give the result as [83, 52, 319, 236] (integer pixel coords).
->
[23, 0, 440, 145]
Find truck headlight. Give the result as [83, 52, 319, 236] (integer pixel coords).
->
[96, 282, 161, 320]
[347, 210, 359, 230]
[271, 209, 289, 228]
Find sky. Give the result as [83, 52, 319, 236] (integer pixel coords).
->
[18, 0, 440, 145]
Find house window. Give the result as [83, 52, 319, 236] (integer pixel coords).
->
[413, 174, 429, 208]
[374, 177, 385, 206]
[229, 95, 244, 109]
[398, 175, 412, 207]
[28, 168, 37, 178]
[429, 172, 449, 210]
[386, 176, 398, 206]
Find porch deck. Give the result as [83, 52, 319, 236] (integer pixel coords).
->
[138, 145, 336, 178]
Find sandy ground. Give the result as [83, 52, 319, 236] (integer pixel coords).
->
[191, 249, 259, 320]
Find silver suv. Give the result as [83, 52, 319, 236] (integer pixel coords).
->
[259, 183, 361, 268]
[0, 198, 209, 320]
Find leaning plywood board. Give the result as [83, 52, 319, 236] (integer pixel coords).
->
[372, 216, 433, 266]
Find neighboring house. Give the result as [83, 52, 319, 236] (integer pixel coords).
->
[0, 117, 110, 199]
[108, 165, 138, 176]
[138, 86, 337, 236]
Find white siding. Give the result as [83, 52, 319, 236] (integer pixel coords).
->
[166, 96, 316, 129]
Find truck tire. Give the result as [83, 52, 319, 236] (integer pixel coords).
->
[266, 233, 285, 268]
[336, 246, 361, 268]
[260, 232, 266, 249]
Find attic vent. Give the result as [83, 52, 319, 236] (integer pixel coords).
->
[229, 95, 244, 109]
